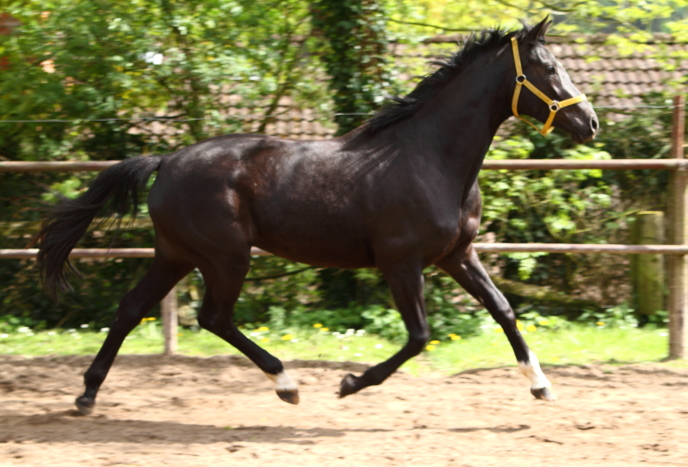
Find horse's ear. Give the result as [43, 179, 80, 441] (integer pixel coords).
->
[527, 16, 552, 43]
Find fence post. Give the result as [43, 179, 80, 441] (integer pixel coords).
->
[630, 211, 665, 319]
[161, 286, 178, 356]
[668, 94, 687, 359]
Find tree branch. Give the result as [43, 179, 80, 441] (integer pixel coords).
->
[387, 18, 475, 33]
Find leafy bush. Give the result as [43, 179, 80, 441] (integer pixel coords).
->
[0, 315, 44, 334]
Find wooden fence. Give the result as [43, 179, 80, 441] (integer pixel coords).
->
[1, 97, 686, 358]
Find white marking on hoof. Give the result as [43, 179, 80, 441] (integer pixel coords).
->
[518, 350, 551, 390]
[265, 370, 298, 392]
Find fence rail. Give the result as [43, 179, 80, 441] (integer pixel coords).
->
[3, 243, 688, 260]
[3, 158, 688, 172]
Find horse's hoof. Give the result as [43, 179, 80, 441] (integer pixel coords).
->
[75, 396, 95, 415]
[531, 387, 557, 401]
[338, 373, 360, 398]
[276, 389, 300, 405]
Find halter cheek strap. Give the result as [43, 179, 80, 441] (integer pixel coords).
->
[511, 37, 587, 136]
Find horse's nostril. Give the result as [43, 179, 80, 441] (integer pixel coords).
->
[591, 117, 599, 132]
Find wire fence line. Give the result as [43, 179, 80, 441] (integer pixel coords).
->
[0, 103, 683, 124]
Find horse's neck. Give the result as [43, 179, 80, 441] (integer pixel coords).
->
[396, 55, 512, 183]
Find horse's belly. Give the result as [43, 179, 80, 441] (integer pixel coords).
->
[253, 236, 375, 269]
[251, 214, 374, 268]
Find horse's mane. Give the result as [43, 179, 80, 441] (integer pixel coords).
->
[366, 25, 534, 133]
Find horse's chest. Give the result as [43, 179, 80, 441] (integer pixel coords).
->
[421, 207, 480, 252]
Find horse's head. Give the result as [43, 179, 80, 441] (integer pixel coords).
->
[510, 18, 599, 143]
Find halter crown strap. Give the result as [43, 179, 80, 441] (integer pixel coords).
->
[510, 37, 587, 136]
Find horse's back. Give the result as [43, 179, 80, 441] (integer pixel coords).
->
[146, 133, 377, 267]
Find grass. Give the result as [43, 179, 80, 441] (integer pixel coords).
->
[1, 320, 686, 374]
[426, 325, 686, 373]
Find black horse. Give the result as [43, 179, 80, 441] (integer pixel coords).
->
[35, 18, 598, 415]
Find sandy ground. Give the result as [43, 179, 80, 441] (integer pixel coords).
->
[0, 354, 687, 466]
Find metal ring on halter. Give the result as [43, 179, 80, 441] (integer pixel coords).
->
[516, 75, 526, 83]
[549, 101, 560, 112]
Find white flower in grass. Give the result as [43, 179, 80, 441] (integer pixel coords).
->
[100, 328, 110, 333]
[17, 327, 31, 333]
[374, 344, 383, 349]
[0, 334, 8, 338]
[354, 353, 362, 357]
[67, 329, 76, 333]
[47, 331, 56, 336]
[80, 324, 89, 329]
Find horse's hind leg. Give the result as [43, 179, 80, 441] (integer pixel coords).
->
[437, 246, 555, 401]
[196, 252, 299, 404]
[75, 254, 193, 414]
[339, 262, 430, 398]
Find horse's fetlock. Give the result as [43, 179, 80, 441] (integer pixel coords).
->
[84, 368, 107, 386]
[263, 361, 284, 376]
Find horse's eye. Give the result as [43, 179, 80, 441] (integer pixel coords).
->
[546, 65, 556, 75]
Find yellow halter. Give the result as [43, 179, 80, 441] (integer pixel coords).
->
[510, 36, 587, 136]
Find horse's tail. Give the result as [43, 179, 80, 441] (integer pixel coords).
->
[33, 155, 164, 298]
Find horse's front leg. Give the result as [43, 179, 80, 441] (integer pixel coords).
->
[436, 246, 556, 401]
[339, 262, 430, 398]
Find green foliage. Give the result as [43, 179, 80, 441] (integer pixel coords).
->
[359, 305, 407, 342]
[575, 305, 668, 329]
[0, 0, 328, 332]
[480, 132, 616, 288]
[1, 0, 328, 161]
[577, 304, 639, 329]
[311, 0, 390, 134]
[0, 314, 42, 333]
[517, 310, 571, 331]
[385, 0, 688, 41]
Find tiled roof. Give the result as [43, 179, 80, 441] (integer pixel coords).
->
[418, 34, 688, 110]
[168, 34, 688, 141]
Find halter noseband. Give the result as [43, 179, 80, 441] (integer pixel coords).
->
[510, 37, 587, 136]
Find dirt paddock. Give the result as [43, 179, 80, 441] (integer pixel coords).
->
[1, 354, 687, 466]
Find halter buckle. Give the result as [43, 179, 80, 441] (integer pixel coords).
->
[516, 75, 526, 83]
[550, 101, 560, 112]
